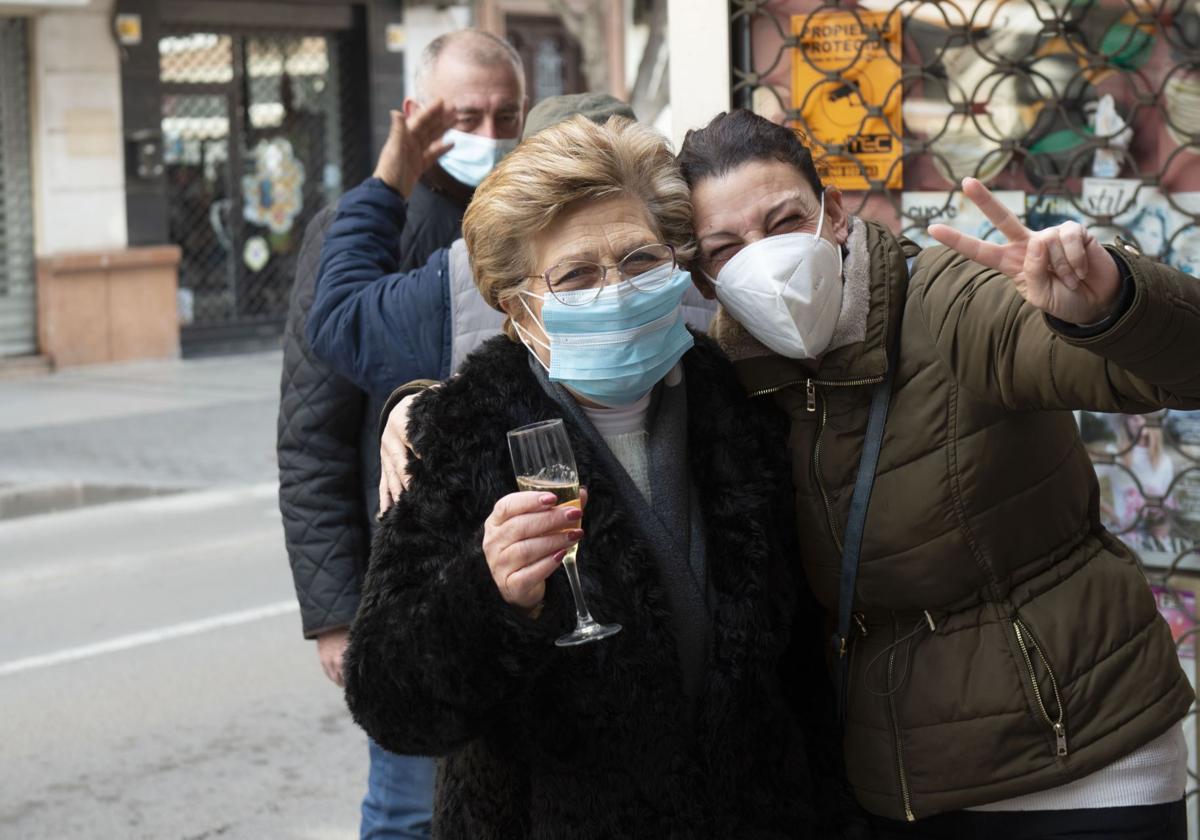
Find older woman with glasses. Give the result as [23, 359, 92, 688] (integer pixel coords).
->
[311, 111, 854, 838]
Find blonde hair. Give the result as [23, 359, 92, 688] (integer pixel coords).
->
[462, 115, 695, 338]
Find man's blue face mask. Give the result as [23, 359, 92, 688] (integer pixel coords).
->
[438, 129, 518, 188]
[513, 265, 696, 407]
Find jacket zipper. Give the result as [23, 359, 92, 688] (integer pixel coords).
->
[886, 616, 916, 822]
[806, 376, 885, 554]
[811, 393, 843, 554]
[748, 373, 884, 400]
[1013, 618, 1068, 757]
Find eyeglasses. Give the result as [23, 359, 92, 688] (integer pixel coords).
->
[528, 243, 677, 306]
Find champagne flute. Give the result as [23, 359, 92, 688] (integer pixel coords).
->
[507, 419, 621, 647]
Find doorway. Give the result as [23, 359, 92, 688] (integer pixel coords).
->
[158, 27, 362, 351]
[505, 14, 585, 105]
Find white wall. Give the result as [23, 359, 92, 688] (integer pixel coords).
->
[666, 0, 729, 151]
[28, 0, 127, 255]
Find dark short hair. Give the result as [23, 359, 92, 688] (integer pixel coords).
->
[677, 109, 823, 197]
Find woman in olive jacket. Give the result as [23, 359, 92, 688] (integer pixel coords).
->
[679, 110, 1200, 839]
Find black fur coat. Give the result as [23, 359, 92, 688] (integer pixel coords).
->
[344, 334, 840, 839]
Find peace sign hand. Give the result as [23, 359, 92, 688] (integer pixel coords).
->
[928, 178, 1123, 326]
[372, 99, 458, 199]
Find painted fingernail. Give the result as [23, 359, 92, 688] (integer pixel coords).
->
[567, 529, 584, 542]
[564, 507, 583, 521]
[539, 493, 558, 506]
[553, 549, 567, 563]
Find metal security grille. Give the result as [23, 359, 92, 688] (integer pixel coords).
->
[1082, 412, 1199, 568]
[0, 18, 36, 358]
[732, 0, 1200, 260]
[159, 27, 366, 347]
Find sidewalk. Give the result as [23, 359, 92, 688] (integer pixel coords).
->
[0, 352, 282, 516]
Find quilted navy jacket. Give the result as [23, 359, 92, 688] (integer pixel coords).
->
[279, 172, 468, 639]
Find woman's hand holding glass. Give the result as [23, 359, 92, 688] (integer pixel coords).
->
[482, 489, 588, 612]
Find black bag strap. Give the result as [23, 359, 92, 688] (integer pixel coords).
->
[833, 254, 913, 721]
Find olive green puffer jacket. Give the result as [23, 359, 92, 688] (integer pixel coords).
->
[718, 220, 1200, 822]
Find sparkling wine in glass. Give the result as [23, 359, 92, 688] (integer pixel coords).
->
[508, 419, 621, 647]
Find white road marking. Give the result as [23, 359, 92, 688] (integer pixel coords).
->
[0, 600, 299, 677]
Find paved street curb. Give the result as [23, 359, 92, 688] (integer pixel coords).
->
[0, 481, 184, 521]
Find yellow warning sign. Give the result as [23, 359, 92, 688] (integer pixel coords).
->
[791, 11, 903, 190]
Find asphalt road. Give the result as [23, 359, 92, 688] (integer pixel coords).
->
[0, 483, 365, 840]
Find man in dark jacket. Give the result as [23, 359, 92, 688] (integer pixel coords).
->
[276, 28, 526, 840]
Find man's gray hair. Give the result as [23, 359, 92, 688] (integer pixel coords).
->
[413, 29, 526, 102]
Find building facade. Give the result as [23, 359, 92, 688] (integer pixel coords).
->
[0, 0, 641, 365]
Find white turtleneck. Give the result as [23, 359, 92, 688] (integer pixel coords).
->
[579, 369, 680, 504]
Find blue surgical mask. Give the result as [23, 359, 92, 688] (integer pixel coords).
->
[513, 266, 696, 407]
[438, 129, 518, 188]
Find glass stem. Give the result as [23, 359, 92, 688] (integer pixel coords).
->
[561, 550, 593, 624]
